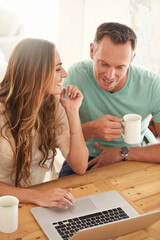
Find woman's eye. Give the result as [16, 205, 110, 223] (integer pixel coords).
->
[56, 68, 61, 72]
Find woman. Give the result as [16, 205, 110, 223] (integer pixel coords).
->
[0, 38, 88, 208]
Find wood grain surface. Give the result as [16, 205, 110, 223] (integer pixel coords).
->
[0, 161, 159, 240]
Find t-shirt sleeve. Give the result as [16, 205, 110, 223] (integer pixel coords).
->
[54, 97, 70, 159]
[150, 77, 160, 122]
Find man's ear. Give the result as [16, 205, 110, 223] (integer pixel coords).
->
[130, 52, 136, 65]
[90, 43, 94, 59]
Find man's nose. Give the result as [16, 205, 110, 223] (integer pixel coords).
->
[105, 68, 115, 79]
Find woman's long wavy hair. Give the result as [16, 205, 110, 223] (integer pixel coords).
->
[0, 38, 57, 187]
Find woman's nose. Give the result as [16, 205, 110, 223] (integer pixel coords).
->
[62, 68, 68, 78]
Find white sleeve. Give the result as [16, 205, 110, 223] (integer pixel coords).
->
[54, 97, 70, 159]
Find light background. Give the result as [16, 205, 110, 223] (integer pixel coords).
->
[0, 0, 160, 174]
[0, 0, 160, 72]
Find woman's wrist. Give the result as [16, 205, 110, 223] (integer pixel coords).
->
[65, 107, 79, 115]
[18, 188, 39, 204]
[70, 129, 81, 135]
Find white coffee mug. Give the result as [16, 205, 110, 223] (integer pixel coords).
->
[0, 195, 19, 233]
[122, 113, 142, 144]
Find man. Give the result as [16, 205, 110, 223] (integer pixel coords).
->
[59, 22, 160, 178]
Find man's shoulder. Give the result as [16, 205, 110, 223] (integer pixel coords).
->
[68, 60, 93, 72]
[131, 64, 160, 78]
[129, 65, 160, 94]
[63, 60, 94, 87]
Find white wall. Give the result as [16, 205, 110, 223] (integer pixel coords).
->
[58, 0, 130, 69]
[58, 0, 160, 73]
[0, 0, 59, 42]
[0, 0, 59, 60]
[58, 0, 85, 70]
[82, 0, 130, 60]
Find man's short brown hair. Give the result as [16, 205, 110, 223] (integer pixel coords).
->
[94, 22, 137, 51]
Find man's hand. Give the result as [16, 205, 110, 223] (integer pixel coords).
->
[88, 142, 122, 169]
[82, 115, 123, 141]
[94, 115, 123, 141]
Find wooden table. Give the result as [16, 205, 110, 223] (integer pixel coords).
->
[0, 161, 160, 240]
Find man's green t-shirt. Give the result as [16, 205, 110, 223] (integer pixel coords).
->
[62, 60, 160, 157]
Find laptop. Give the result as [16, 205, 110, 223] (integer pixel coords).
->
[31, 190, 160, 240]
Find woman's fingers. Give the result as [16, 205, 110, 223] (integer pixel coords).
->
[53, 202, 69, 209]
[65, 85, 82, 98]
[37, 188, 75, 208]
[53, 191, 74, 206]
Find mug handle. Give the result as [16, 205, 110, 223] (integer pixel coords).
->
[121, 122, 124, 139]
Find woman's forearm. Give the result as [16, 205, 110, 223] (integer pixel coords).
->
[0, 182, 75, 208]
[0, 182, 38, 203]
[66, 110, 88, 175]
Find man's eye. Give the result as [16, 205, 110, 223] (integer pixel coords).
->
[100, 62, 108, 67]
[117, 66, 125, 70]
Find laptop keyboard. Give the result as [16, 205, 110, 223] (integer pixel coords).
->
[52, 207, 129, 240]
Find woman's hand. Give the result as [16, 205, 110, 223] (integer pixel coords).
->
[0, 183, 75, 209]
[60, 85, 83, 113]
[33, 188, 75, 208]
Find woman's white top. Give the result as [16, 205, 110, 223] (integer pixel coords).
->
[0, 97, 70, 187]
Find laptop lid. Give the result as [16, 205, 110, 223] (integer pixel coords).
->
[70, 210, 160, 240]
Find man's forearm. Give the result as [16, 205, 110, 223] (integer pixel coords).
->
[82, 121, 96, 141]
[126, 144, 160, 163]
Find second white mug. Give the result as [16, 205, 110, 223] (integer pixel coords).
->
[0, 195, 19, 234]
[122, 113, 142, 144]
